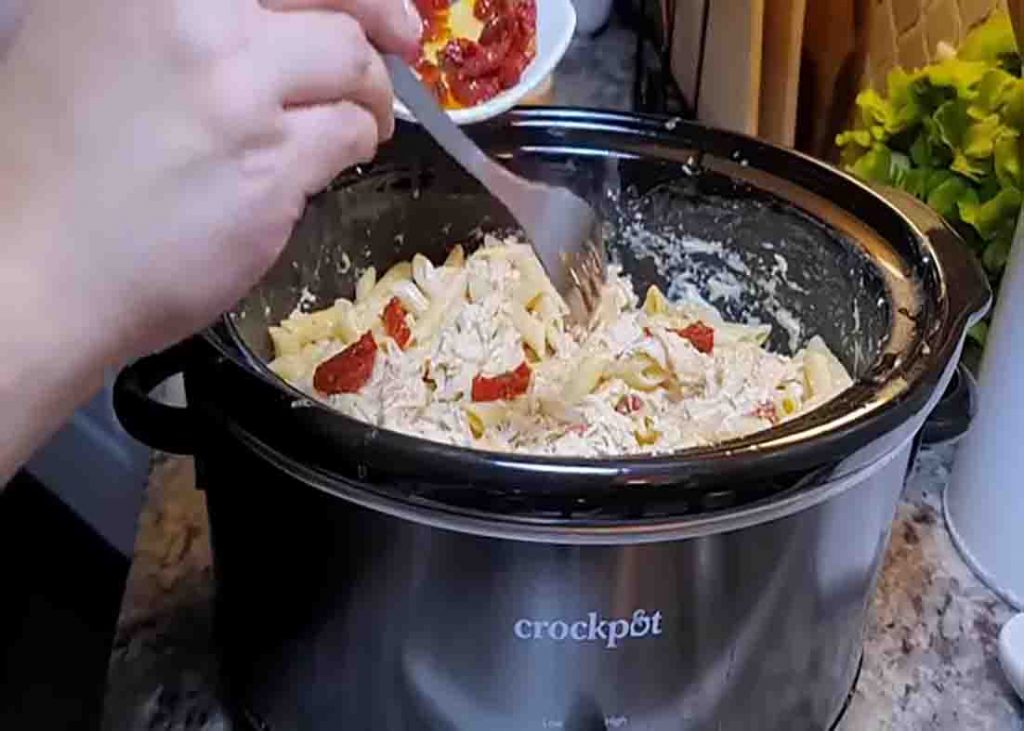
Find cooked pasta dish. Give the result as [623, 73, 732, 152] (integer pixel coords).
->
[267, 236, 853, 456]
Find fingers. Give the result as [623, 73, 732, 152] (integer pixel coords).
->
[261, 0, 422, 59]
[265, 10, 394, 141]
[284, 101, 380, 194]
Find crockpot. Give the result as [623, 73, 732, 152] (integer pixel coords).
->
[114, 109, 988, 731]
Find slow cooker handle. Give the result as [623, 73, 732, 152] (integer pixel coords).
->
[921, 362, 978, 446]
[113, 339, 197, 455]
[869, 187, 988, 446]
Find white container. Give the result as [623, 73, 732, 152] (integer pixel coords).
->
[945, 214, 1024, 610]
[1001, 612, 1024, 701]
[395, 0, 576, 125]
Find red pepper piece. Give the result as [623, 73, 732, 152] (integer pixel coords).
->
[674, 321, 715, 354]
[471, 361, 532, 402]
[382, 297, 412, 350]
[313, 332, 378, 395]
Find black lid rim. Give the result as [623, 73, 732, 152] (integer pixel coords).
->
[197, 108, 989, 500]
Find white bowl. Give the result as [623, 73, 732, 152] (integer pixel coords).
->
[1000, 613, 1024, 701]
[395, 0, 577, 125]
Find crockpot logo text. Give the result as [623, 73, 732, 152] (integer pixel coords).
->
[513, 610, 663, 650]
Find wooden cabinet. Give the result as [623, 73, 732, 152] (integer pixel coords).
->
[662, 0, 1010, 155]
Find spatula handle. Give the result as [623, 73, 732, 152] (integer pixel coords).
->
[384, 55, 527, 216]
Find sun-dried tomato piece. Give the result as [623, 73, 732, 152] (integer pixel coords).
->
[382, 297, 412, 350]
[674, 321, 715, 354]
[511, 0, 537, 29]
[415, 59, 449, 103]
[474, 0, 507, 21]
[424, 17, 449, 43]
[438, 37, 470, 72]
[416, 0, 451, 43]
[506, 2, 535, 45]
[414, 0, 535, 109]
[479, 15, 513, 46]
[415, 0, 451, 12]
[447, 71, 501, 107]
[497, 50, 530, 89]
[416, 59, 442, 84]
[439, 37, 508, 79]
[471, 361, 532, 402]
[313, 332, 378, 395]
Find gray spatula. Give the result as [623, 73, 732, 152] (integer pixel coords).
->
[385, 55, 605, 325]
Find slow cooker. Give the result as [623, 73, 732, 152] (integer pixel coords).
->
[114, 109, 989, 730]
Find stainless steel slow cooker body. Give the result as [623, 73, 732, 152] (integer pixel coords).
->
[114, 110, 989, 730]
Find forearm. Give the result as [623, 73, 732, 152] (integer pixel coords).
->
[0, 0, 420, 483]
[0, 227, 108, 484]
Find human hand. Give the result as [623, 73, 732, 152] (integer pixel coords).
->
[0, 0, 420, 476]
[0, 0, 420, 363]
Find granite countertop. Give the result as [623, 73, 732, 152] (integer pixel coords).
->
[101, 446, 1023, 730]
[100, 21, 1022, 731]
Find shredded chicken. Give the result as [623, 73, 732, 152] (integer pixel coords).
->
[269, 237, 853, 456]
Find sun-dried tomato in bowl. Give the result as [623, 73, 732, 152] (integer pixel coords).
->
[413, 0, 537, 110]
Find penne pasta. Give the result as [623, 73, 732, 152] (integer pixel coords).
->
[773, 381, 803, 417]
[642, 285, 670, 316]
[412, 253, 439, 297]
[560, 354, 609, 405]
[332, 299, 362, 344]
[802, 336, 853, 400]
[413, 270, 468, 345]
[803, 350, 832, 399]
[611, 354, 669, 391]
[269, 353, 308, 381]
[465, 401, 508, 437]
[267, 235, 853, 457]
[467, 269, 492, 303]
[514, 250, 569, 316]
[444, 244, 465, 269]
[716, 322, 771, 346]
[275, 306, 346, 352]
[510, 303, 547, 359]
[269, 325, 302, 357]
[355, 261, 414, 323]
[391, 280, 430, 316]
[355, 267, 377, 303]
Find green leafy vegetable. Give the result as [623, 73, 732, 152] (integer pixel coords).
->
[837, 12, 1022, 337]
[957, 13, 1019, 71]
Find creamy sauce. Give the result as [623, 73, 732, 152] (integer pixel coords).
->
[269, 237, 853, 457]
